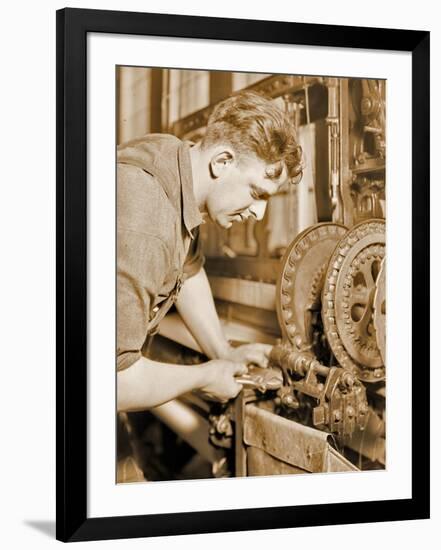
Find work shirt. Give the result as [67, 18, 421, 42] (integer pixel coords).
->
[116, 134, 204, 372]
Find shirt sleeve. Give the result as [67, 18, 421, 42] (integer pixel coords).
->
[182, 227, 205, 280]
[116, 163, 172, 372]
[117, 230, 170, 372]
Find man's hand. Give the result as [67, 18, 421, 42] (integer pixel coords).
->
[227, 343, 272, 369]
[199, 360, 247, 402]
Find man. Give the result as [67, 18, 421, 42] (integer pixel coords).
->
[117, 91, 303, 412]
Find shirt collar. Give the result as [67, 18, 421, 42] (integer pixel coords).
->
[178, 141, 203, 238]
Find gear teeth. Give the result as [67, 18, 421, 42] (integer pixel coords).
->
[321, 219, 386, 380]
[277, 223, 348, 347]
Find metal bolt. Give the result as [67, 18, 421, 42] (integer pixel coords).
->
[361, 97, 372, 115]
[343, 372, 355, 388]
[283, 394, 294, 405]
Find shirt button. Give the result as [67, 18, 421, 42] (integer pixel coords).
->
[152, 306, 159, 313]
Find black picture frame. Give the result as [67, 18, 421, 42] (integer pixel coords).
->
[56, 7, 430, 542]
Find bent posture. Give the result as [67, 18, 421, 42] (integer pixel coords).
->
[117, 91, 303, 411]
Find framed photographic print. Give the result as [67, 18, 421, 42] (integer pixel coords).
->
[56, 7, 430, 542]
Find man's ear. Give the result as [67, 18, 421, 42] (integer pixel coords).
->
[210, 149, 235, 178]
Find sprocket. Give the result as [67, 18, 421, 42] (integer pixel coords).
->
[276, 223, 347, 352]
[373, 259, 386, 365]
[322, 219, 386, 382]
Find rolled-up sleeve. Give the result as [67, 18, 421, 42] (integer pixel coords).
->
[117, 163, 172, 372]
[117, 230, 170, 371]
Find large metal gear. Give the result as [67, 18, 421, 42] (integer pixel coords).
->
[277, 223, 347, 351]
[373, 259, 386, 365]
[322, 219, 386, 382]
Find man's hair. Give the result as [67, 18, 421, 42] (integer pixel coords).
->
[202, 91, 303, 184]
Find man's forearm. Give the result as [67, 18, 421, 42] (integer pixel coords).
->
[175, 267, 273, 370]
[117, 357, 207, 412]
[117, 355, 246, 412]
[175, 268, 232, 360]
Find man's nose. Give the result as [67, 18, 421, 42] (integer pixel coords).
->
[249, 200, 267, 221]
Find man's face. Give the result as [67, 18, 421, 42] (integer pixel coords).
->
[206, 151, 288, 229]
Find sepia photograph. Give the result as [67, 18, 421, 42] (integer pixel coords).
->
[52, 5, 432, 542]
[115, 67, 387, 483]
[1, 0, 434, 544]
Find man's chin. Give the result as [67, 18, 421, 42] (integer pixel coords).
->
[214, 215, 233, 229]
[220, 220, 233, 229]
[211, 211, 245, 229]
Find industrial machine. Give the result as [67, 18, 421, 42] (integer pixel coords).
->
[207, 218, 386, 476]
[128, 72, 387, 479]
